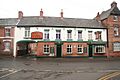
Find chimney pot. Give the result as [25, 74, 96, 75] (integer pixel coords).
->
[18, 11, 23, 19]
[40, 8, 43, 18]
[60, 9, 63, 19]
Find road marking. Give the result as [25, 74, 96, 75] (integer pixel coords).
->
[0, 69, 21, 79]
[98, 71, 120, 80]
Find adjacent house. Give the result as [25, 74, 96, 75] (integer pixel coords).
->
[95, 1, 120, 57]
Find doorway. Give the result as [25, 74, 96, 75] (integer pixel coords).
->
[56, 44, 62, 58]
[89, 45, 93, 57]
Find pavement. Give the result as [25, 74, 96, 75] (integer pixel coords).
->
[0, 56, 120, 80]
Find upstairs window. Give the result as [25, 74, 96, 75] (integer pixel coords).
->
[88, 31, 92, 40]
[44, 29, 49, 39]
[56, 30, 61, 39]
[114, 24, 119, 36]
[67, 30, 72, 39]
[113, 16, 118, 21]
[78, 30, 82, 40]
[25, 27, 30, 38]
[95, 31, 102, 40]
[5, 28, 10, 37]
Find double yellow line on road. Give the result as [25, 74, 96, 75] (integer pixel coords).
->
[98, 71, 120, 80]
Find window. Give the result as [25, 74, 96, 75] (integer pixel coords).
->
[56, 30, 61, 39]
[95, 31, 101, 40]
[113, 42, 120, 51]
[88, 31, 92, 40]
[78, 30, 82, 40]
[4, 42, 10, 51]
[77, 45, 83, 54]
[113, 16, 118, 21]
[67, 30, 72, 39]
[5, 28, 10, 37]
[67, 45, 72, 54]
[114, 25, 119, 36]
[44, 29, 49, 39]
[44, 45, 50, 54]
[25, 27, 30, 38]
[95, 45, 105, 53]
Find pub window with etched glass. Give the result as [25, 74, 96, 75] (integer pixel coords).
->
[67, 30, 72, 39]
[113, 42, 120, 51]
[44, 45, 50, 54]
[78, 30, 82, 40]
[114, 24, 119, 36]
[67, 45, 72, 54]
[56, 30, 61, 39]
[5, 28, 10, 37]
[77, 45, 83, 54]
[25, 27, 30, 38]
[94, 45, 105, 53]
[44, 29, 49, 39]
[95, 31, 102, 40]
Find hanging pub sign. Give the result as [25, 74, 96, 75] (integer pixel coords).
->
[31, 32, 43, 39]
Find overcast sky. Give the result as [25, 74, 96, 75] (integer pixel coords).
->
[0, 0, 120, 19]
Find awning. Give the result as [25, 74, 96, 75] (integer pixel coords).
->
[88, 41, 107, 45]
[17, 40, 36, 43]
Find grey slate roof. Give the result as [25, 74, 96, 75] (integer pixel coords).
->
[18, 16, 105, 28]
[100, 6, 120, 20]
[0, 18, 18, 26]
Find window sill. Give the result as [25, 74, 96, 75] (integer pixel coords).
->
[94, 52, 105, 54]
[24, 37, 31, 39]
[77, 39, 83, 41]
[67, 39, 73, 42]
[43, 39, 50, 41]
[66, 53, 72, 55]
[77, 53, 83, 55]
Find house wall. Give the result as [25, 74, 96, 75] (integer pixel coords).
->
[102, 15, 120, 57]
[0, 26, 15, 56]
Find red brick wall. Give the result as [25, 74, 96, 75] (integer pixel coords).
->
[62, 42, 88, 57]
[37, 42, 55, 57]
[102, 15, 120, 57]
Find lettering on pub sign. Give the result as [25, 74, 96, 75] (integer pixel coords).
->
[31, 32, 43, 39]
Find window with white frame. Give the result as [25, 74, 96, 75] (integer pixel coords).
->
[44, 45, 50, 54]
[67, 45, 72, 54]
[67, 30, 72, 39]
[113, 16, 118, 21]
[88, 31, 92, 40]
[77, 45, 83, 54]
[56, 30, 61, 39]
[44, 29, 49, 39]
[94, 45, 105, 53]
[5, 28, 10, 37]
[78, 30, 82, 40]
[4, 42, 10, 51]
[114, 25, 119, 36]
[95, 31, 102, 40]
[113, 42, 120, 51]
[25, 27, 30, 38]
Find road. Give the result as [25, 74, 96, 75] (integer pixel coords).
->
[0, 57, 120, 80]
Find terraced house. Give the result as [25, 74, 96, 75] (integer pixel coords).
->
[0, 1, 120, 58]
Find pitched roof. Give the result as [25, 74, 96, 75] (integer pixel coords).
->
[100, 6, 120, 20]
[18, 16, 105, 29]
[0, 18, 18, 26]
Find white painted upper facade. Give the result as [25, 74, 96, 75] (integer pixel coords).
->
[15, 27, 107, 42]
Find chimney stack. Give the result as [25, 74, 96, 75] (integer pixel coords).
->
[18, 11, 23, 19]
[60, 9, 63, 19]
[40, 8, 43, 18]
[96, 12, 100, 21]
[111, 1, 117, 8]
